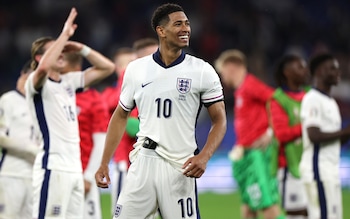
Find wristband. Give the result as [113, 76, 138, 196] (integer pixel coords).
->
[79, 45, 91, 57]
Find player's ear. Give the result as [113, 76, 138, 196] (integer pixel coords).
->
[34, 54, 42, 63]
[156, 25, 166, 38]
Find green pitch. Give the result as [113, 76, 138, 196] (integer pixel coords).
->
[101, 190, 350, 218]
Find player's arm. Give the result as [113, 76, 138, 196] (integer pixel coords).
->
[307, 126, 350, 145]
[182, 100, 226, 178]
[270, 100, 301, 144]
[84, 93, 109, 192]
[95, 105, 130, 188]
[78, 45, 115, 87]
[0, 97, 39, 160]
[32, 8, 78, 90]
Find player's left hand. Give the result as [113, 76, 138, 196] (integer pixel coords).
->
[63, 41, 84, 53]
[182, 153, 209, 178]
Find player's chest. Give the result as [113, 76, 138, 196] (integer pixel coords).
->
[44, 82, 76, 103]
[135, 70, 200, 99]
[320, 101, 341, 127]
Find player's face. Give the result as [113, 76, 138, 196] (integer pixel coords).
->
[287, 58, 310, 86]
[320, 59, 340, 86]
[220, 62, 242, 88]
[163, 11, 191, 48]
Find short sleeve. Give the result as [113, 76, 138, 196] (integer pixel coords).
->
[119, 65, 135, 111]
[0, 94, 9, 136]
[63, 71, 85, 90]
[200, 62, 224, 105]
[300, 93, 322, 128]
[25, 73, 38, 97]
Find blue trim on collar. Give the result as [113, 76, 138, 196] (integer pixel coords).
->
[314, 87, 330, 97]
[152, 49, 186, 68]
[48, 77, 61, 83]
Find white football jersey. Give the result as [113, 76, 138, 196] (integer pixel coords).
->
[0, 90, 41, 178]
[25, 72, 84, 172]
[299, 89, 341, 182]
[120, 51, 224, 170]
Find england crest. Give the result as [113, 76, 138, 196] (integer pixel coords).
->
[177, 78, 192, 94]
[114, 204, 123, 217]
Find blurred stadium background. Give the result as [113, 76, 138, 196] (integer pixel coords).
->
[1, 0, 350, 218]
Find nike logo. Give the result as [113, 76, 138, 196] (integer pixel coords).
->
[141, 81, 153, 88]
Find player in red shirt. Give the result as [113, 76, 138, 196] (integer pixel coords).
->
[63, 53, 110, 219]
[269, 54, 309, 219]
[215, 49, 285, 219]
[102, 38, 158, 215]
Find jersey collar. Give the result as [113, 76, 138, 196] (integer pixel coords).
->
[152, 49, 186, 68]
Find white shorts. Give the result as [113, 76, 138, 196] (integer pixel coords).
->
[113, 148, 199, 219]
[278, 168, 307, 211]
[303, 180, 342, 219]
[84, 179, 102, 219]
[0, 176, 32, 219]
[32, 166, 84, 219]
[111, 161, 128, 215]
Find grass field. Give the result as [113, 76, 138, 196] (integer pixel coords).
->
[101, 189, 350, 218]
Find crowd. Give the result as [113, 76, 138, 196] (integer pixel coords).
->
[0, 1, 350, 219]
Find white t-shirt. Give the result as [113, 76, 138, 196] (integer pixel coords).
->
[0, 90, 41, 178]
[299, 88, 341, 182]
[25, 72, 84, 172]
[120, 51, 224, 171]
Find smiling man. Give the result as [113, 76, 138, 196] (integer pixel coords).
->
[95, 3, 227, 219]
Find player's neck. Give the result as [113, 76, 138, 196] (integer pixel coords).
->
[314, 80, 331, 95]
[158, 46, 182, 66]
[48, 71, 61, 81]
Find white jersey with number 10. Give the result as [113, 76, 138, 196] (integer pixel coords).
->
[119, 51, 224, 171]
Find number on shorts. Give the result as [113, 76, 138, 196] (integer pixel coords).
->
[178, 197, 193, 218]
[88, 200, 95, 215]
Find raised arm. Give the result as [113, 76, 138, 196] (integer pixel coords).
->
[64, 41, 115, 87]
[182, 101, 227, 178]
[32, 8, 78, 90]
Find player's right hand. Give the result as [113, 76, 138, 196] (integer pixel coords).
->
[62, 7, 78, 38]
[95, 164, 111, 188]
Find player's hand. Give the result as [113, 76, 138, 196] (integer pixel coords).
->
[251, 128, 272, 149]
[62, 7, 78, 38]
[84, 179, 92, 196]
[182, 153, 209, 178]
[95, 164, 111, 188]
[63, 41, 84, 53]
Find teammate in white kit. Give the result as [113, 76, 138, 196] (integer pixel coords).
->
[95, 3, 227, 219]
[25, 8, 114, 219]
[300, 53, 350, 219]
[0, 61, 41, 219]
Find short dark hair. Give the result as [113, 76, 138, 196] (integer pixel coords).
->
[309, 53, 334, 76]
[274, 54, 300, 86]
[151, 3, 184, 32]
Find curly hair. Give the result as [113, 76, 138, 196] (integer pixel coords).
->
[274, 54, 300, 87]
[309, 53, 334, 76]
[151, 3, 184, 32]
